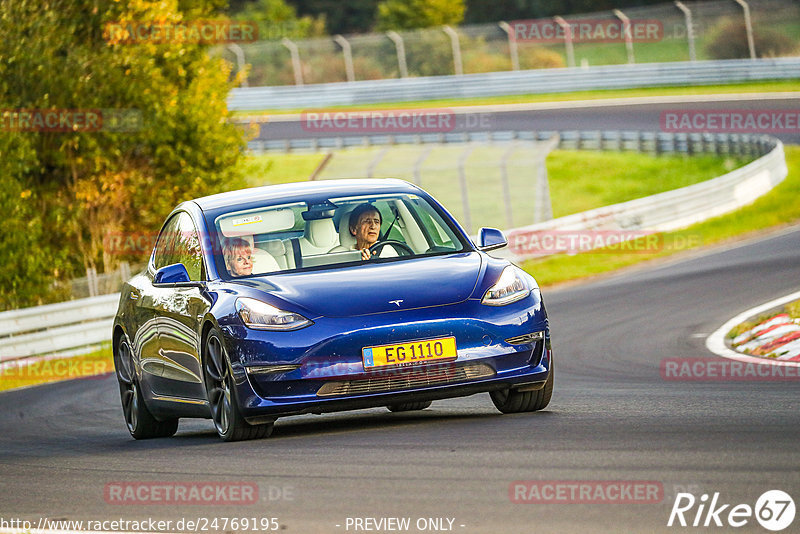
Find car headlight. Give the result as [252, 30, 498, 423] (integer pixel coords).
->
[235, 297, 312, 331]
[481, 266, 530, 306]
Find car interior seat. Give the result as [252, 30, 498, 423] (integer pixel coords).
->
[237, 235, 280, 274]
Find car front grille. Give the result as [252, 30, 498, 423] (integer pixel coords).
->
[316, 362, 496, 397]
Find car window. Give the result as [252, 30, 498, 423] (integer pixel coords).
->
[152, 212, 204, 281]
[152, 214, 181, 271]
[172, 212, 204, 281]
[213, 193, 469, 277]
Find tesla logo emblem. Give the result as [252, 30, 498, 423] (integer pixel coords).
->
[389, 299, 403, 307]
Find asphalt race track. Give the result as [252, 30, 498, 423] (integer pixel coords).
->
[2, 224, 799, 533]
[257, 94, 800, 145]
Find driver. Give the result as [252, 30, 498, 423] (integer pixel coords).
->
[348, 203, 383, 260]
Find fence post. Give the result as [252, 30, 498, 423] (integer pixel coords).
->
[536, 134, 559, 222]
[443, 26, 464, 76]
[386, 31, 408, 78]
[281, 37, 304, 86]
[613, 9, 636, 64]
[86, 267, 98, 298]
[413, 145, 433, 185]
[500, 144, 516, 227]
[367, 147, 389, 178]
[674, 1, 697, 62]
[734, 0, 757, 59]
[119, 261, 131, 285]
[498, 21, 519, 71]
[458, 146, 474, 232]
[226, 44, 248, 87]
[553, 16, 576, 68]
[333, 34, 355, 82]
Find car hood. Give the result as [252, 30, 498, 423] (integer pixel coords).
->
[238, 253, 483, 318]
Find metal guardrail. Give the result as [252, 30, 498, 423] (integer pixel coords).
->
[0, 293, 119, 363]
[228, 58, 800, 110]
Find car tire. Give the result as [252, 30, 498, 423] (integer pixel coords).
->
[490, 356, 553, 414]
[114, 335, 179, 439]
[203, 327, 273, 442]
[387, 401, 433, 412]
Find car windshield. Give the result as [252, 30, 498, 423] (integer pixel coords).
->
[212, 192, 470, 278]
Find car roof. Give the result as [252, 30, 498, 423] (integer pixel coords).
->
[193, 178, 422, 213]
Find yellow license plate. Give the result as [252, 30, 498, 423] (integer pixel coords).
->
[362, 337, 457, 369]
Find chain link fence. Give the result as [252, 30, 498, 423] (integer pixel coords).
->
[53, 262, 142, 300]
[214, 0, 800, 88]
[310, 139, 558, 234]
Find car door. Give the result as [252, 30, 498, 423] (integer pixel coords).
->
[152, 211, 210, 401]
[131, 214, 182, 388]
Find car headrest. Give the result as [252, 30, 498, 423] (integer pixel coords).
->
[336, 205, 357, 248]
[303, 218, 337, 248]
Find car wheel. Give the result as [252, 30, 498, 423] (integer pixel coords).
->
[490, 356, 554, 414]
[387, 401, 432, 412]
[203, 328, 273, 442]
[114, 335, 179, 439]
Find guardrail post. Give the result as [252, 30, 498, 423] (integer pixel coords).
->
[386, 31, 408, 78]
[281, 37, 304, 86]
[734, 0, 757, 59]
[333, 34, 355, 83]
[674, 1, 697, 62]
[226, 44, 249, 87]
[498, 21, 519, 71]
[613, 9, 636, 64]
[443, 26, 464, 76]
[553, 16, 576, 68]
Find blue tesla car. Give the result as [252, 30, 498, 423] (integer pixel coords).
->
[112, 179, 553, 441]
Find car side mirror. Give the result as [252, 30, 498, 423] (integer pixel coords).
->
[153, 263, 203, 287]
[477, 227, 508, 251]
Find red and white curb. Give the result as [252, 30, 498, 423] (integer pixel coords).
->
[706, 290, 800, 367]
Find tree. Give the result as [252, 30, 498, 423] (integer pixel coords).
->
[0, 0, 249, 309]
[377, 0, 464, 31]
[233, 0, 326, 39]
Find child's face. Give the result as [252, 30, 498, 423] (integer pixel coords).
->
[229, 247, 252, 276]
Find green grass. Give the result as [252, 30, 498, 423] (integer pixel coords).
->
[232, 80, 800, 115]
[238, 152, 325, 186]
[520, 145, 800, 287]
[0, 343, 113, 393]
[547, 150, 747, 217]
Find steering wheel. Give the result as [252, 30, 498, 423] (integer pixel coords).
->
[368, 239, 414, 257]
